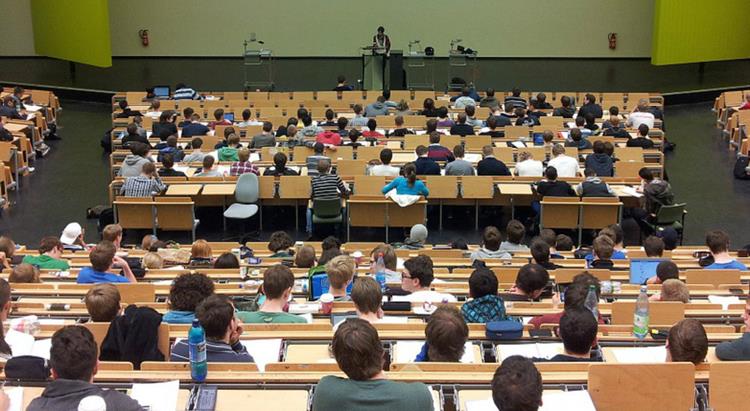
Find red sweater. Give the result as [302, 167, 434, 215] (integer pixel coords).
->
[316, 131, 342, 146]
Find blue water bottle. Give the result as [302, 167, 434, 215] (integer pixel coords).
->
[374, 253, 387, 291]
[188, 319, 207, 382]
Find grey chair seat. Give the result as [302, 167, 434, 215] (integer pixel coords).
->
[223, 204, 259, 219]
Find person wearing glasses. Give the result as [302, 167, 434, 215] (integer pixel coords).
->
[392, 255, 456, 303]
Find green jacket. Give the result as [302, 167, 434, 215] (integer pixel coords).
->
[312, 376, 433, 411]
[237, 311, 306, 324]
[21, 254, 69, 270]
[217, 147, 239, 162]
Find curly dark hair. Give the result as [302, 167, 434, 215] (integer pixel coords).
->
[169, 273, 215, 312]
[268, 231, 294, 253]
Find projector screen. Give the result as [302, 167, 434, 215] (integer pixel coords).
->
[652, 0, 750, 65]
[30, 0, 112, 67]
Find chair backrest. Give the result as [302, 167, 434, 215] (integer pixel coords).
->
[115, 283, 156, 305]
[710, 362, 750, 411]
[540, 197, 580, 229]
[154, 197, 195, 230]
[654, 203, 686, 224]
[588, 363, 695, 411]
[114, 197, 155, 229]
[424, 176, 459, 199]
[235, 173, 259, 203]
[279, 176, 311, 199]
[313, 198, 342, 218]
[615, 161, 648, 178]
[356, 146, 384, 162]
[460, 176, 494, 199]
[685, 269, 741, 286]
[580, 197, 622, 230]
[354, 176, 386, 196]
[610, 301, 685, 326]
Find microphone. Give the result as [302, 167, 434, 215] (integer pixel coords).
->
[258, 41, 265, 44]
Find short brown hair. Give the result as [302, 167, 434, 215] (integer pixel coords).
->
[262, 264, 295, 299]
[492, 356, 543, 411]
[85, 283, 121, 322]
[9, 263, 40, 283]
[644, 236, 665, 257]
[425, 305, 468, 362]
[50, 326, 98, 381]
[268, 231, 294, 253]
[294, 245, 316, 268]
[191, 239, 212, 259]
[506, 220, 525, 244]
[196, 295, 235, 340]
[593, 235, 614, 260]
[351, 276, 382, 314]
[0, 237, 15, 258]
[661, 279, 689, 303]
[102, 224, 122, 243]
[326, 255, 355, 289]
[706, 230, 730, 254]
[370, 244, 397, 271]
[403, 255, 434, 287]
[331, 318, 384, 380]
[482, 226, 502, 251]
[89, 241, 116, 272]
[238, 148, 250, 162]
[38, 236, 63, 254]
[668, 319, 707, 365]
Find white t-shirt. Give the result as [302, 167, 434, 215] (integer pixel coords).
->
[515, 160, 544, 177]
[369, 164, 401, 177]
[392, 290, 457, 303]
[547, 155, 580, 178]
[627, 111, 655, 129]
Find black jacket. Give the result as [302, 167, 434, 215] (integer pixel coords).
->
[536, 180, 576, 197]
[577, 103, 603, 119]
[553, 106, 576, 118]
[159, 168, 187, 177]
[477, 157, 511, 176]
[121, 133, 150, 148]
[152, 122, 178, 140]
[626, 137, 655, 149]
[414, 157, 441, 175]
[449, 124, 475, 136]
[585, 153, 614, 177]
[27, 379, 142, 411]
[100, 305, 164, 369]
[488, 115, 513, 127]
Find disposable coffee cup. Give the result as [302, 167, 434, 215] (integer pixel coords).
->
[320, 293, 334, 314]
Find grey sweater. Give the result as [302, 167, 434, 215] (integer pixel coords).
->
[445, 159, 476, 176]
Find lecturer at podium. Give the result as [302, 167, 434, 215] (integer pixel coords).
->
[372, 26, 391, 55]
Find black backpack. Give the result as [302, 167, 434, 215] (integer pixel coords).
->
[101, 128, 114, 153]
[733, 155, 750, 180]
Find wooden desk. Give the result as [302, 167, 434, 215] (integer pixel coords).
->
[601, 346, 719, 363]
[165, 184, 202, 196]
[497, 183, 533, 219]
[201, 184, 236, 196]
[4, 123, 27, 133]
[347, 197, 427, 242]
[285, 343, 335, 363]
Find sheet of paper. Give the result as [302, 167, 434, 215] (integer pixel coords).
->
[611, 346, 666, 363]
[511, 141, 526, 148]
[465, 398, 496, 411]
[130, 380, 179, 411]
[394, 341, 475, 363]
[378, 316, 408, 324]
[5, 387, 22, 411]
[38, 319, 66, 325]
[540, 390, 596, 411]
[5, 329, 34, 357]
[30, 338, 52, 360]
[464, 153, 482, 163]
[216, 165, 230, 175]
[241, 339, 282, 372]
[249, 152, 260, 162]
[617, 185, 644, 198]
[497, 343, 564, 361]
[708, 295, 741, 310]
[23, 104, 42, 112]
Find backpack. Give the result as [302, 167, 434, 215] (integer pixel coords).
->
[733, 155, 750, 180]
[101, 128, 114, 153]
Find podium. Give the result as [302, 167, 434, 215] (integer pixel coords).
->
[244, 44, 274, 91]
[406, 51, 435, 90]
[448, 50, 477, 90]
[361, 46, 387, 91]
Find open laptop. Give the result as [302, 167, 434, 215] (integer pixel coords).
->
[224, 112, 235, 122]
[153, 85, 170, 99]
[629, 258, 666, 284]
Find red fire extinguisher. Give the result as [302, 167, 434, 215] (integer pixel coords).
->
[608, 33, 617, 50]
[139, 29, 149, 47]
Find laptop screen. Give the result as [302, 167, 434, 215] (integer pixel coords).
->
[629, 258, 665, 285]
[153, 86, 170, 98]
[224, 112, 235, 122]
[310, 273, 355, 300]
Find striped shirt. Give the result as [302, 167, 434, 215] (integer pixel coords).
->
[311, 173, 348, 200]
[504, 96, 528, 110]
[170, 339, 254, 363]
[306, 155, 329, 177]
[173, 87, 199, 100]
[119, 176, 166, 197]
[230, 161, 259, 176]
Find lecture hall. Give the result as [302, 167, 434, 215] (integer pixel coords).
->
[0, 0, 749, 410]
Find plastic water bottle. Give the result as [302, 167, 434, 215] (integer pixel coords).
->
[633, 285, 650, 340]
[584, 284, 599, 320]
[374, 253, 386, 291]
[188, 319, 208, 382]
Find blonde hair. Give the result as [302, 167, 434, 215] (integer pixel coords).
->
[661, 279, 689, 303]
[142, 252, 164, 269]
[238, 148, 250, 162]
[325, 255, 355, 289]
[191, 240, 212, 259]
[518, 151, 532, 162]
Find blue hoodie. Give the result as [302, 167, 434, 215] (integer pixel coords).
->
[162, 310, 195, 324]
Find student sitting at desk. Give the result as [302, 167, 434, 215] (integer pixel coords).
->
[627, 124, 655, 149]
[499, 220, 530, 253]
[477, 145, 511, 176]
[158, 154, 186, 177]
[299, 115, 324, 138]
[9, 263, 39, 283]
[499, 263, 549, 302]
[157, 135, 184, 162]
[414, 145, 441, 175]
[163, 273, 215, 324]
[181, 112, 210, 137]
[250, 121, 276, 149]
[27, 326, 143, 411]
[319, 109, 337, 127]
[120, 163, 166, 197]
[602, 116, 630, 137]
[119, 142, 152, 177]
[121, 122, 149, 148]
[294, 245, 317, 269]
[342, 129, 363, 148]
[565, 127, 592, 150]
[514, 152, 543, 177]
[152, 110, 177, 140]
[462, 267, 509, 323]
[22, 236, 70, 270]
[416, 305, 468, 362]
[535, 166, 576, 197]
[529, 273, 605, 329]
[313, 319, 433, 411]
[350, 276, 384, 324]
[263, 152, 299, 176]
[534, 307, 602, 362]
[230, 148, 259, 176]
[317, 127, 343, 146]
[178, 107, 194, 127]
[449, 112, 475, 136]
[576, 168, 615, 197]
[368, 148, 400, 177]
[217, 133, 242, 161]
[268, 231, 294, 258]
[368, 243, 400, 282]
[704, 229, 748, 270]
[492, 356, 543, 411]
[716, 296, 750, 361]
[393, 255, 456, 303]
[587, 235, 615, 269]
[307, 158, 349, 236]
[427, 132, 455, 162]
[77, 241, 137, 284]
[444, 145, 476, 176]
[666, 319, 708, 365]
[464, 104, 483, 128]
[362, 118, 385, 140]
[306, 142, 330, 177]
[381, 163, 429, 196]
[182, 137, 206, 163]
[389, 116, 414, 137]
[471, 226, 511, 261]
[237, 265, 306, 324]
[650, 279, 689, 303]
[325, 255, 356, 302]
[209, 108, 232, 130]
[194, 155, 223, 177]
[171, 295, 254, 362]
[530, 240, 562, 270]
[394, 224, 429, 250]
[84, 283, 122, 322]
[547, 144, 580, 178]
[584, 140, 614, 177]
